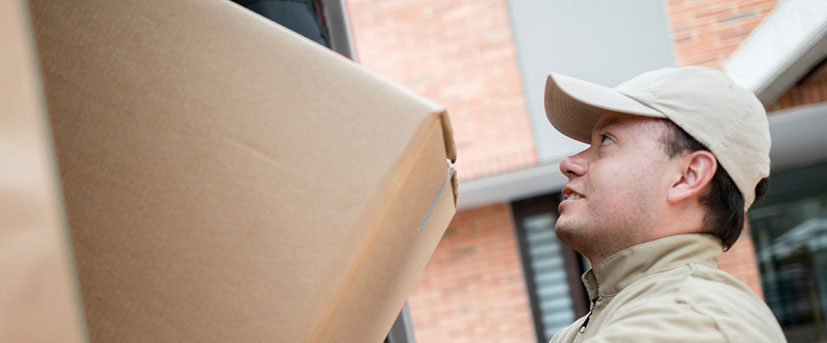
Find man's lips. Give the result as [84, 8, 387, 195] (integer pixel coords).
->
[561, 186, 585, 201]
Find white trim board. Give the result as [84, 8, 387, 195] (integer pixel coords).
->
[724, 0, 827, 105]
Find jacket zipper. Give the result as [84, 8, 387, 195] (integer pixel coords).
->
[578, 297, 599, 334]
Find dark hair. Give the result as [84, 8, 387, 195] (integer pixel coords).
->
[660, 120, 769, 250]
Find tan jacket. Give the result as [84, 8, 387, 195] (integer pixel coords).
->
[550, 234, 786, 343]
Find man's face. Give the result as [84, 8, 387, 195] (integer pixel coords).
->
[555, 111, 676, 262]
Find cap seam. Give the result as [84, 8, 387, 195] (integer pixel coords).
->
[707, 107, 757, 208]
[615, 90, 667, 117]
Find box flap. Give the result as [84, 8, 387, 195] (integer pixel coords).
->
[29, 0, 458, 341]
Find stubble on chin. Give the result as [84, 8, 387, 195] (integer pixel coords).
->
[555, 219, 591, 256]
[555, 217, 617, 266]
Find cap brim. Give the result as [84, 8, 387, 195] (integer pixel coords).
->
[544, 73, 665, 143]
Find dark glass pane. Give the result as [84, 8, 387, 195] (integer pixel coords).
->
[233, 0, 330, 47]
[750, 194, 827, 343]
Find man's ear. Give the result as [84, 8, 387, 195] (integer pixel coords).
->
[667, 150, 717, 204]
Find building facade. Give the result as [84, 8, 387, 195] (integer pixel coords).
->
[345, 0, 827, 342]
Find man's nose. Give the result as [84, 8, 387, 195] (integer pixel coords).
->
[559, 152, 587, 179]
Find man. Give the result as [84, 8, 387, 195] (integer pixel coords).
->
[543, 67, 786, 342]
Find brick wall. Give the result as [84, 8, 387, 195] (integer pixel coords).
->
[407, 204, 535, 343]
[770, 79, 827, 111]
[719, 225, 763, 298]
[344, 0, 536, 181]
[666, 0, 778, 68]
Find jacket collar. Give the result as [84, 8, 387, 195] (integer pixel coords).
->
[581, 234, 723, 299]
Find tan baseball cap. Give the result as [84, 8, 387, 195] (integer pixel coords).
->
[544, 66, 770, 210]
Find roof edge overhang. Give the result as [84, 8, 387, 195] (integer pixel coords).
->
[766, 101, 827, 173]
[456, 163, 566, 210]
[724, 0, 827, 106]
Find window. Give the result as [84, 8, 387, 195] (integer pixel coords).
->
[233, 0, 356, 59]
[749, 161, 827, 343]
[513, 194, 588, 342]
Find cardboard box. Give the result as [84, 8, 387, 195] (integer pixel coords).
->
[29, 0, 457, 342]
[0, 1, 86, 341]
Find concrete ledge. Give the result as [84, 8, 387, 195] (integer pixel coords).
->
[768, 102, 827, 172]
[457, 162, 566, 210]
[724, 0, 827, 105]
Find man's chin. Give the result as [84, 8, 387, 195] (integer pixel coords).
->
[555, 216, 578, 232]
[554, 219, 588, 245]
[554, 221, 575, 240]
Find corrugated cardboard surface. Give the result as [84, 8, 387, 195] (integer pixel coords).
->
[0, 0, 86, 341]
[306, 116, 456, 342]
[30, 0, 457, 342]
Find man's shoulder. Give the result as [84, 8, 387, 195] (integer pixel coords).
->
[673, 263, 771, 316]
[676, 266, 786, 342]
[612, 263, 786, 342]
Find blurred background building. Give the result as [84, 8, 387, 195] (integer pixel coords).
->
[338, 0, 827, 342]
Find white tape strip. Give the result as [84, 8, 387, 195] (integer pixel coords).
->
[417, 160, 456, 233]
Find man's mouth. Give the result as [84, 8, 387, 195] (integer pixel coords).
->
[562, 187, 584, 201]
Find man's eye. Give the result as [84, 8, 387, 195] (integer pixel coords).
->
[600, 135, 612, 146]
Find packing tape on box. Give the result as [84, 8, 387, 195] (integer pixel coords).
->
[417, 160, 456, 233]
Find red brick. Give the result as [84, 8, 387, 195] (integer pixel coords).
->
[718, 223, 764, 298]
[346, 0, 537, 181]
[769, 82, 827, 111]
[407, 204, 535, 342]
[666, 0, 778, 69]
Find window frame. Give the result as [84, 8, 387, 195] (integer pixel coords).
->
[511, 193, 589, 342]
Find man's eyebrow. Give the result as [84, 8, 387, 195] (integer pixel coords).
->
[593, 118, 619, 133]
